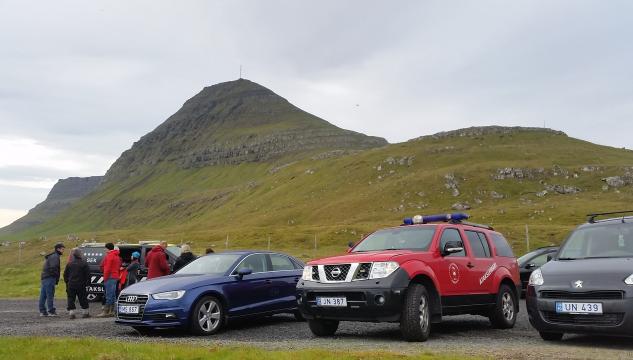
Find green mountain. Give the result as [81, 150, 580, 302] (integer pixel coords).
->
[3, 80, 633, 259]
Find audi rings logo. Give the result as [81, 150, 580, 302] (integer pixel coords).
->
[330, 267, 342, 278]
[125, 295, 138, 303]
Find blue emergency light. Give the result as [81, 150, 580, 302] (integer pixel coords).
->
[403, 213, 469, 225]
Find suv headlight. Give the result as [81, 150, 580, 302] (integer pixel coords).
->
[528, 268, 544, 286]
[152, 290, 185, 300]
[369, 262, 399, 279]
[302, 266, 313, 281]
[625, 274, 633, 285]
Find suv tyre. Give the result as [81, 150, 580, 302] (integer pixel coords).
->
[400, 283, 431, 342]
[308, 319, 339, 336]
[489, 284, 517, 329]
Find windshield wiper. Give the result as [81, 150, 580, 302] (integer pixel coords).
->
[557, 257, 578, 260]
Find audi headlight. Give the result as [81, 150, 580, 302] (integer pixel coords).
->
[369, 262, 399, 279]
[152, 290, 185, 300]
[528, 268, 544, 286]
[624, 274, 633, 285]
[302, 266, 313, 281]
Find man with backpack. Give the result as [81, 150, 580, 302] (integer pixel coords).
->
[63, 248, 91, 319]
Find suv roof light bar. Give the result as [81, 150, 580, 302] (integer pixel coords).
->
[403, 213, 469, 225]
[587, 210, 633, 223]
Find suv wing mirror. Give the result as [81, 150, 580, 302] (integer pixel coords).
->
[525, 263, 537, 269]
[442, 241, 464, 256]
[546, 254, 553, 262]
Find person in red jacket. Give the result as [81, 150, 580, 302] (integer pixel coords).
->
[145, 241, 170, 279]
[97, 243, 121, 317]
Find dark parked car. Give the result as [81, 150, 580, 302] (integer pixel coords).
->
[527, 211, 633, 341]
[115, 251, 304, 335]
[517, 246, 558, 297]
[80, 242, 181, 301]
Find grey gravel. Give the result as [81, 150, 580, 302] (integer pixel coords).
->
[1, 299, 633, 359]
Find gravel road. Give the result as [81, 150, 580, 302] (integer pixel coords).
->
[1, 299, 632, 359]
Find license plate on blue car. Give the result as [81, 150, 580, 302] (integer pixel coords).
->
[316, 297, 347, 307]
[118, 305, 140, 314]
[555, 302, 602, 314]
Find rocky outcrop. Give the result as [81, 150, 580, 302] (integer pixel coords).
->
[0, 176, 103, 234]
[411, 126, 566, 142]
[105, 79, 387, 181]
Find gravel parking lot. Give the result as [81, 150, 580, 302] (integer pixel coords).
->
[1, 299, 632, 359]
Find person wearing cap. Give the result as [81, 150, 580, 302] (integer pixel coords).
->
[145, 241, 170, 279]
[173, 245, 197, 272]
[97, 242, 121, 317]
[39, 243, 65, 316]
[63, 248, 91, 319]
[125, 251, 141, 288]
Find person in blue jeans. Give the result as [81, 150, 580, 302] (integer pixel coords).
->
[39, 243, 65, 316]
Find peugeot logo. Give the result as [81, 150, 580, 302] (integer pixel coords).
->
[330, 267, 342, 278]
[125, 295, 138, 303]
[574, 280, 583, 289]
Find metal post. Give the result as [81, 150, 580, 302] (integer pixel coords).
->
[225, 234, 229, 249]
[525, 224, 530, 253]
[267, 236, 271, 250]
[314, 234, 317, 254]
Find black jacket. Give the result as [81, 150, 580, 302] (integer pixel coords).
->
[41, 251, 61, 283]
[126, 261, 140, 287]
[63, 256, 90, 289]
[173, 252, 197, 272]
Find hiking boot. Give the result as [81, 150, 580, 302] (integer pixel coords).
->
[48, 312, 58, 317]
[39, 313, 48, 317]
[106, 304, 116, 317]
[96, 305, 110, 318]
[82, 309, 91, 318]
[69, 310, 76, 319]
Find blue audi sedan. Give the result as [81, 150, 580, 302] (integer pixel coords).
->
[115, 251, 304, 335]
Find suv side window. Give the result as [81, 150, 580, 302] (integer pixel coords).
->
[530, 252, 550, 267]
[269, 254, 296, 271]
[235, 254, 269, 274]
[491, 233, 514, 257]
[465, 231, 491, 258]
[439, 228, 466, 257]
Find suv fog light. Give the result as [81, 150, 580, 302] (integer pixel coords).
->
[297, 296, 303, 305]
[165, 313, 176, 319]
[375, 295, 386, 305]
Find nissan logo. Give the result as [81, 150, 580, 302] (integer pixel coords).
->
[125, 295, 138, 303]
[330, 267, 342, 278]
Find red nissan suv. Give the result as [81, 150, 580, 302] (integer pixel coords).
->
[296, 213, 521, 341]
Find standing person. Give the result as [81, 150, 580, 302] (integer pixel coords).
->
[173, 245, 197, 272]
[145, 241, 170, 279]
[63, 248, 91, 319]
[124, 252, 141, 288]
[205, 247, 215, 254]
[39, 243, 65, 317]
[97, 243, 121, 317]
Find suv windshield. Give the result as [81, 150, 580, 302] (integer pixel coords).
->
[353, 226, 436, 252]
[176, 254, 241, 275]
[558, 222, 633, 259]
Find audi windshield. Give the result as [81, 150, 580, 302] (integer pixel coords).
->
[176, 254, 241, 275]
[558, 222, 633, 259]
[353, 226, 436, 252]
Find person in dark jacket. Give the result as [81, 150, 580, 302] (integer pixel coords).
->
[125, 251, 141, 288]
[173, 245, 197, 272]
[63, 248, 91, 319]
[39, 243, 65, 316]
[145, 241, 170, 279]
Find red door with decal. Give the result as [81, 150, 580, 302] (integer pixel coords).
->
[462, 230, 497, 294]
[432, 227, 473, 295]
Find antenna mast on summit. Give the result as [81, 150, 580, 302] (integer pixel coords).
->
[239, 65, 242, 79]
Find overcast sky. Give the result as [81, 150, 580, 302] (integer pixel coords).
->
[1, 0, 633, 227]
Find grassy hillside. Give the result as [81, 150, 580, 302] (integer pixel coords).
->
[3, 128, 633, 297]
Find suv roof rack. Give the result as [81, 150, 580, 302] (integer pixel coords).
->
[587, 210, 633, 224]
[458, 221, 494, 231]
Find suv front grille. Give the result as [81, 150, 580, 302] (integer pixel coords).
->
[311, 266, 320, 281]
[540, 291, 624, 300]
[324, 264, 351, 282]
[116, 294, 149, 321]
[542, 311, 624, 327]
[354, 263, 372, 280]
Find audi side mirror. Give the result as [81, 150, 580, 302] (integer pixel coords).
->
[236, 268, 252, 280]
[546, 254, 553, 262]
[442, 241, 464, 256]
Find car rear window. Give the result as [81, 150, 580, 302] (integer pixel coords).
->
[491, 233, 514, 257]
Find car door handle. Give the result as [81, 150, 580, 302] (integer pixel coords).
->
[467, 262, 475, 269]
